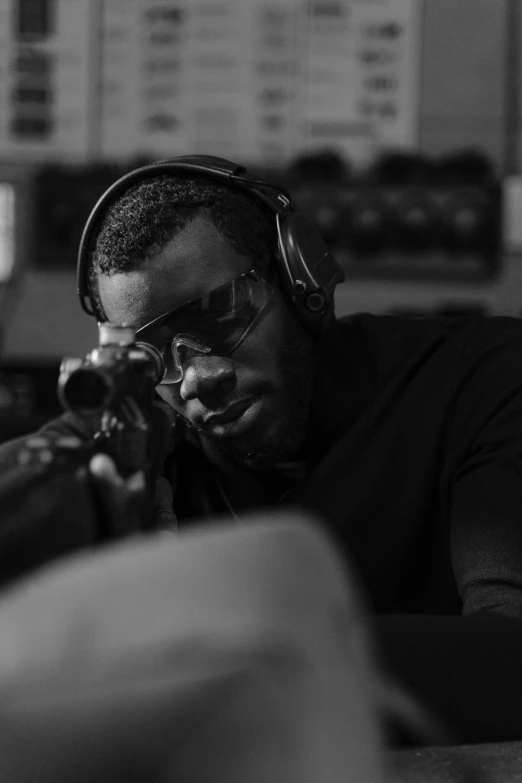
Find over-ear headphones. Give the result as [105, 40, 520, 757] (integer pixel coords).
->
[77, 154, 345, 335]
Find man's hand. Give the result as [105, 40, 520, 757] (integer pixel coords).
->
[89, 454, 178, 539]
[153, 475, 178, 533]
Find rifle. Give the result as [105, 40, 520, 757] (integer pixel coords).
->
[57, 322, 169, 480]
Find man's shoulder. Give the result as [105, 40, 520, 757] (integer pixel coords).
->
[339, 311, 522, 336]
[457, 315, 522, 350]
[430, 316, 522, 381]
[334, 312, 473, 388]
[337, 312, 522, 363]
[333, 313, 522, 402]
[448, 317, 522, 402]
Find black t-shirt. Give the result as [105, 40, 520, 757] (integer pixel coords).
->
[3, 312, 522, 744]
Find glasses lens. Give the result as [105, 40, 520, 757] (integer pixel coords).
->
[138, 273, 272, 384]
[171, 334, 212, 383]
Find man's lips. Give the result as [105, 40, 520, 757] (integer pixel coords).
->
[202, 396, 257, 427]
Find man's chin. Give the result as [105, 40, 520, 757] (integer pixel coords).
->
[215, 416, 308, 470]
[219, 444, 289, 471]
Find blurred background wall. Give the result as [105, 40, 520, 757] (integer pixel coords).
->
[0, 0, 520, 435]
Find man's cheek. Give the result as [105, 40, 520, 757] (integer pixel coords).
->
[155, 386, 180, 412]
[249, 309, 289, 375]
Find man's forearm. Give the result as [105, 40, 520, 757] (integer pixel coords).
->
[373, 613, 522, 744]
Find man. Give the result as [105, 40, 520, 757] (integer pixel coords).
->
[1, 156, 522, 744]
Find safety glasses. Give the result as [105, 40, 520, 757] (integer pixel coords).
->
[135, 269, 273, 384]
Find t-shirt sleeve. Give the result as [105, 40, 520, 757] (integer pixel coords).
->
[447, 326, 522, 617]
[0, 413, 94, 474]
[0, 414, 101, 588]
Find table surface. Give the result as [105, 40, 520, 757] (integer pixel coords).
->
[389, 741, 522, 783]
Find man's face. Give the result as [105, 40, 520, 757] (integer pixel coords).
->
[98, 215, 314, 468]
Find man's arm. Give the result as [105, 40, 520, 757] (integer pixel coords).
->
[0, 415, 102, 587]
[373, 612, 522, 744]
[0, 413, 91, 473]
[0, 412, 176, 588]
[376, 327, 522, 744]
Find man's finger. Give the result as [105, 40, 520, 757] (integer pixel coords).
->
[89, 453, 147, 537]
[154, 476, 178, 532]
[89, 453, 124, 488]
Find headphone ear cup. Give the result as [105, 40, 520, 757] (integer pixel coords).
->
[279, 212, 331, 277]
[277, 212, 344, 334]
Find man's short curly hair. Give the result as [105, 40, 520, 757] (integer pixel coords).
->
[88, 173, 279, 321]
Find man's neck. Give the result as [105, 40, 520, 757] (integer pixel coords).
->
[304, 317, 365, 458]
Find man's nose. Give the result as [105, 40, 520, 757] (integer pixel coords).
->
[179, 355, 237, 402]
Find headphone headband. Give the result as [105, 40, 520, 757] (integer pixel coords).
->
[76, 154, 344, 333]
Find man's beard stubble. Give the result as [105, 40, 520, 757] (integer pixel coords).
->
[217, 312, 315, 470]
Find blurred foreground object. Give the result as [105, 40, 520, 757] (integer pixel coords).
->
[0, 515, 384, 783]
